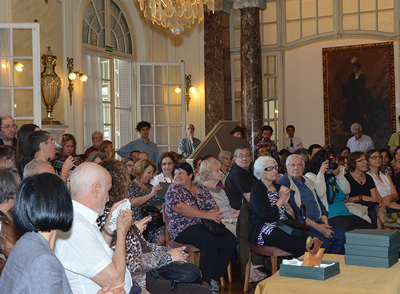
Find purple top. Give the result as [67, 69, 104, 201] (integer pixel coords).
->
[165, 183, 216, 240]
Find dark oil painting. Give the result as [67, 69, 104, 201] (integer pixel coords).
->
[323, 42, 395, 153]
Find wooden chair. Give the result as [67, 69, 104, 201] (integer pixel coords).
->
[162, 203, 232, 285]
[243, 245, 291, 292]
[237, 203, 292, 292]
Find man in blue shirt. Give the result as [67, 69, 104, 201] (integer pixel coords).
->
[277, 154, 345, 254]
[117, 121, 159, 165]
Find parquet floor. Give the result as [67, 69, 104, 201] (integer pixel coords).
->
[218, 261, 264, 294]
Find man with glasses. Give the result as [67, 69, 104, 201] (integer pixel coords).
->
[85, 131, 103, 157]
[0, 116, 17, 147]
[278, 154, 346, 254]
[225, 146, 257, 210]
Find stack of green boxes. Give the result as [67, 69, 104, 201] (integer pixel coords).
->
[345, 229, 399, 268]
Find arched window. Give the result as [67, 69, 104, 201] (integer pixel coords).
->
[81, 0, 135, 152]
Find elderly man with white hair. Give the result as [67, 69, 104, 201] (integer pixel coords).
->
[55, 162, 137, 294]
[277, 154, 346, 254]
[85, 131, 104, 156]
[346, 123, 374, 153]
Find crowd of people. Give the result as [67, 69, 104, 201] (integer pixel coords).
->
[0, 114, 399, 293]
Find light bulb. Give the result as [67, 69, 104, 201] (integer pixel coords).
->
[15, 62, 24, 72]
[189, 86, 195, 93]
[175, 86, 181, 93]
[80, 74, 88, 82]
[69, 72, 77, 80]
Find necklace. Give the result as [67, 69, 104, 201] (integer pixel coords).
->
[351, 172, 364, 185]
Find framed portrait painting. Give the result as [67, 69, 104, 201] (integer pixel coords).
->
[323, 42, 395, 153]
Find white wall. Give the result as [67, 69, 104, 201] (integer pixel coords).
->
[284, 38, 399, 149]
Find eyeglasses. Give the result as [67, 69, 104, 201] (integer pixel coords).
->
[0, 124, 17, 130]
[369, 156, 382, 160]
[355, 158, 367, 163]
[162, 162, 174, 166]
[264, 165, 279, 171]
[236, 154, 251, 159]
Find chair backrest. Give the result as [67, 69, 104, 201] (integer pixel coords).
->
[161, 203, 171, 246]
[237, 203, 252, 275]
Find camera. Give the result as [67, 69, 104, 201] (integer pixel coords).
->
[326, 145, 338, 170]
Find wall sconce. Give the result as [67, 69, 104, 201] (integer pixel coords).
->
[67, 57, 88, 106]
[185, 74, 195, 112]
[14, 62, 24, 72]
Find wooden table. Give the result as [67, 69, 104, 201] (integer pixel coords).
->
[255, 254, 400, 294]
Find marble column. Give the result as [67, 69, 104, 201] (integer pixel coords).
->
[234, 0, 266, 158]
[204, 0, 232, 135]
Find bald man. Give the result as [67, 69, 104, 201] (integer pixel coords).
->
[178, 124, 201, 158]
[55, 163, 135, 294]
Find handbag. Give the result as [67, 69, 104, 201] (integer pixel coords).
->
[276, 219, 310, 238]
[150, 262, 203, 291]
[201, 218, 227, 235]
[141, 206, 165, 239]
[185, 188, 227, 236]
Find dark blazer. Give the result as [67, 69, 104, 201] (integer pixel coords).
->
[248, 181, 296, 245]
[0, 232, 72, 294]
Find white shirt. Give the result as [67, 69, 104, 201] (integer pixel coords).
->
[367, 171, 392, 198]
[285, 135, 303, 152]
[346, 134, 374, 153]
[54, 201, 132, 294]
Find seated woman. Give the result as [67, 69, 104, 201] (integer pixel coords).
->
[339, 146, 350, 158]
[0, 168, 21, 275]
[15, 124, 40, 177]
[128, 159, 164, 245]
[218, 151, 232, 186]
[366, 150, 400, 213]
[344, 151, 386, 229]
[96, 159, 212, 294]
[305, 150, 374, 231]
[249, 156, 306, 258]
[150, 152, 176, 186]
[165, 162, 236, 290]
[0, 173, 123, 294]
[200, 159, 239, 236]
[100, 140, 115, 159]
[121, 157, 135, 180]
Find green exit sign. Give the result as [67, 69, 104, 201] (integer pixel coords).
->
[105, 45, 114, 53]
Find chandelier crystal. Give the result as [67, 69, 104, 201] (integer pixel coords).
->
[138, 0, 215, 35]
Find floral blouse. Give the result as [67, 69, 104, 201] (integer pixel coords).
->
[165, 183, 216, 241]
[97, 206, 172, 288]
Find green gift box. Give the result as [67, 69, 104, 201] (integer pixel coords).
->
[345, 254, 398, 268]
[279, 260, 340, 280]
[344, 243, 398, 258]
[345, 229, 399, 248]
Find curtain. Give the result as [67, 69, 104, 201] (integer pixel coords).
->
[0, 29, 11, 112]
[83, 53, 103, 150]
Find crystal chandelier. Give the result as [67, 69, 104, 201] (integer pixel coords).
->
[138, 0, 215, 36]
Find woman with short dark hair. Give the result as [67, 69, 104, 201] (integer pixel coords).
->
[165, 162, 236, 290]
[0, 173, 73, 292]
